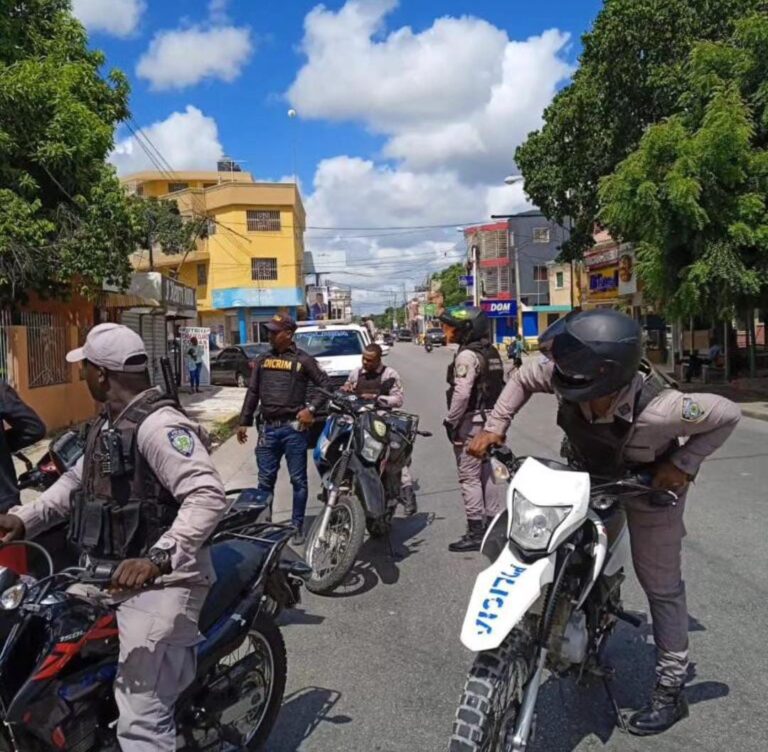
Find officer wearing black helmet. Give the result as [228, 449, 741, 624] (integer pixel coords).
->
[439, 306, 505, 552]
[469, 309, 741, 735]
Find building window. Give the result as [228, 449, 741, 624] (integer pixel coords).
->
[533, 227, 550, 243]
[246, 210, 281, 232]
[206, 218, 217, 236]
[556, 271, 564, 288]
[135, 185, 144, 197]
[251, 258, 278, 281]
[203, 182, 216, 188]
[533, 265, 548, 282]
[167, 182, 189, 193]
[197, 263, 208, 286]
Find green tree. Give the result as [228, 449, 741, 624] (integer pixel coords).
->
[431, 263, 469, 307]
[599, 12, 768, 372]
[131, 197, 203, 269]
[516, 0, 763, 258]
[0, 0, 137, 301]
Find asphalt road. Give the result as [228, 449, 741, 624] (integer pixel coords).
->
[215, 344, 768, 752]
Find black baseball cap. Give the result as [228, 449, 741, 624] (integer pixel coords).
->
[265, 313, 297, 333]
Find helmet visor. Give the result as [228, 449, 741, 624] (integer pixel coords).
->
[539, 316, 607, 382]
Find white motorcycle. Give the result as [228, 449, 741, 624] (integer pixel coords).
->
[449, 446, 678, 752]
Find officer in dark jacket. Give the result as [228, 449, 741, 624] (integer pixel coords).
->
[0, 383, 46, 512]
[439, 306, 505, 551]
[237, 314, 328, 543]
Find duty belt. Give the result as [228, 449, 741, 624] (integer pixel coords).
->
[261, 416, 296, 427]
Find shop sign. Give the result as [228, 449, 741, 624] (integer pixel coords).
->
[480, 299, 518, 318]
[588, 268, 619, 301]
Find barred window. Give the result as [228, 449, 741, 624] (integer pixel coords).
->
[533, 265, 548, 282]
[533, 227, 550, 243]
[246, 210, 281, 232]
[167, 182, 189, 193]
[197, 263, 208, 286]
[251, 258, 278, 281]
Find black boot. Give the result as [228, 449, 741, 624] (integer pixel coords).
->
[448, 519, 485, 552]
[400, 486, 417, 516]
[627, 683, 689, 736]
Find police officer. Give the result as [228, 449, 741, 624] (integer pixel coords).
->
[236, 314, 328, 544]
[439, 306, 505, 552]
[469, 309, 741, 736]
[341, 343, 417, 515]
[0, 323, 230, 752]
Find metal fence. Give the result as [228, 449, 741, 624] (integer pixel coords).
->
[0, 310, 12, 385]
[21, 311, 71, 388]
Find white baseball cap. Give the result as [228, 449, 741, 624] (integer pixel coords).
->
[66, 323, 148, 373]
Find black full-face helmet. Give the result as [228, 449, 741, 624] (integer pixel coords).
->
[438, 305, 489, 345]
[539, 309, 642, 402]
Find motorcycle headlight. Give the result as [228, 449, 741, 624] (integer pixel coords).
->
[361, 432, 384, 463]
[510, 490, 571, 552]
[371, 418, 387, 439]
[0, 582, 27, 611]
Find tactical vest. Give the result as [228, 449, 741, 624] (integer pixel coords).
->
[68, 390, 182, 561]
[354, 369, 396, 398]
[558, 365, 674, 477]
[446, 341, 505, 413]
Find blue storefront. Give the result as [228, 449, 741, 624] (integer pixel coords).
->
[210, 287, 304, 345]
[479, 299, 518, 343]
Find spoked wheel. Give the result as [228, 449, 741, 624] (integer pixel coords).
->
[304, 493, 366, 594]
[184, 616, 287, 751]
[449, 631, 532, 752]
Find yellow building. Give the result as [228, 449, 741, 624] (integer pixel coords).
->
[125, 169, 306, 345]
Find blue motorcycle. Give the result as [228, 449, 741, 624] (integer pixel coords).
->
[306, 389, 430, 594]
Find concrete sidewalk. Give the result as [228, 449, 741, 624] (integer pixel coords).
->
[677, 377, 768, 422]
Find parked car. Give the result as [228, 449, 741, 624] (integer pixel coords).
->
[210, 343, 269, 387]
[382, 331, 395, 347]
[426, 328, 447, 346]
[396, 328, 413, 342]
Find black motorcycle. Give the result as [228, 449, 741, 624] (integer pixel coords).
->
[305, 389, 430, 594]
[0, 493, 310, 751]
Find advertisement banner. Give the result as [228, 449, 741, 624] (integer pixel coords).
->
[480, 299, 518, 318]
[305, 285, 330, 320]
[618, 246, 637, 296]
[179, 327, 211, 388]
[588, 268, 619, 301]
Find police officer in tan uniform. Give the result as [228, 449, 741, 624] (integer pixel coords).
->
[342, 342, 417, 514]
[469, 310, 741, 736]
[439, 306, 505, 552]
[0, 324, 230, 752]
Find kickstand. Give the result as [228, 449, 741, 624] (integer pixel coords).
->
[601, 673, 630, 734]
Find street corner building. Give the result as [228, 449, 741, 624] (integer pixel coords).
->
[125, 164, 306, 349]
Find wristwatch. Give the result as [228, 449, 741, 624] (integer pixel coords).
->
[147, 548, 173, 575]
[306, 404, 317, 414]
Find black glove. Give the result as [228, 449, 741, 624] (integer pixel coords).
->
[443, 419, 456, 442]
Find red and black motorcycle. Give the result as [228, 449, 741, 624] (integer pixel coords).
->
[0, 492, 310, 751]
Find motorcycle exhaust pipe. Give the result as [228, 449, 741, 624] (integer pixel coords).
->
[512, 648, 548, 751]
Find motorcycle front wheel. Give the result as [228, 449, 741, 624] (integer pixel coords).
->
[304, 493, 366, 594]
[448, 631, 532, 752]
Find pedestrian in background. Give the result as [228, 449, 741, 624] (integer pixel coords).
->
[186, 336, 203, 393]
[236, 314, 328, 544]
[439, 306, 505, 552]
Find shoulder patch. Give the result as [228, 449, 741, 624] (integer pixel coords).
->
[682, 397, 705, 422]
[455, 363, 469, 378]
[168, 428, 195, 457]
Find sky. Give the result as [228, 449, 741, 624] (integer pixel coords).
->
[74, 0, 604, 312]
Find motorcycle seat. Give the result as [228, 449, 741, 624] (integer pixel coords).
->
[199, 539, 269, 634]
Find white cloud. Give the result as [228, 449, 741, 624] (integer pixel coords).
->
[110, 105, 224, 175]
[208, 0, 230, 25]
[289, 1, 562, 311]
[72, 0, 145, 38]
[288, 1, 572, 183]
[136, 25, 253, 90]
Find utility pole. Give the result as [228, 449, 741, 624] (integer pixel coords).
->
[470, 243, 480, 308]
[491, 214, 523, 337]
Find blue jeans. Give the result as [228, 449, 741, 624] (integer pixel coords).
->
[189, 363, 202, 390]
[256, 424, 309, 528]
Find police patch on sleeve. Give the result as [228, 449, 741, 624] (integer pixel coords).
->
[455, 363, 469, 378]
[682, 397, 705, 422]
[168, 428, 195, 457]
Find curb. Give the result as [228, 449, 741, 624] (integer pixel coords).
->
[208, 414, 241, 449]
[740, 407, 768, 423]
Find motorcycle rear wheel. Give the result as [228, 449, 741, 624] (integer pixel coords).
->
[304, 493, 366, 594]
[448, 631, 532, 752]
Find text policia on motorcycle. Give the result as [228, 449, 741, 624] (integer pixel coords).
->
[448, 309, 740, 750]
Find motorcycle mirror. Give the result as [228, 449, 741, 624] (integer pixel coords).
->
[490, 457, 511, 484]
